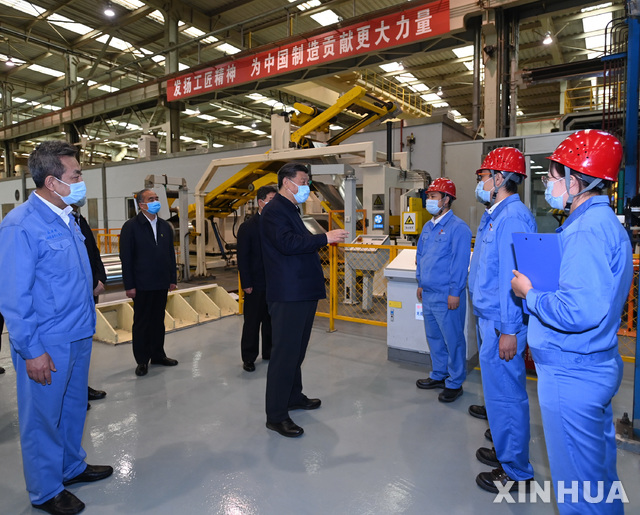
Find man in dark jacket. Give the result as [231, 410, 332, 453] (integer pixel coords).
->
[72, 203, 108, 404]
[237, 185, 277, 372]
[260, 163, 348, 437]
[119, 189, 178, 377]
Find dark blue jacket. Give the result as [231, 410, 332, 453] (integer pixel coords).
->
[260, 193, 328, 302]
[237, 213, 267, 292]
[119, 211, 177, 291]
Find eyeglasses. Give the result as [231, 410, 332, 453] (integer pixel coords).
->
[476, 172, 491, 183]
[541, 176, 560, 187]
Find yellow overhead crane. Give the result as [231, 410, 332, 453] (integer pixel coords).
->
[186, 85, 400, 220]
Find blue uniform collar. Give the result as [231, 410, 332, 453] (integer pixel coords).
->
[488, 194, 520, 221]
[556, 195, 610, 233]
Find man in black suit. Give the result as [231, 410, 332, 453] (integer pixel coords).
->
[237, 185, 277, 372]
[119, 189, 178, 377]
[72, 203, 108, 405]
[260, 163, 348, 437]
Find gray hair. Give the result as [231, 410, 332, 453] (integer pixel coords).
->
[28, 141, 78, 188]
[136, 188, 155, 205]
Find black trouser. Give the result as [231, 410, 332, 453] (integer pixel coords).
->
[240, 289, 272, 363]
[132, 289, 168, 365]
[265, 300, 317, 423]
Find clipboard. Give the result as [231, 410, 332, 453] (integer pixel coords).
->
[512, 232, 562, 314]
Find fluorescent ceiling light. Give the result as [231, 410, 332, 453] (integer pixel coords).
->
[180, 136, 193, 141]
[212, 143, 224, 148]
[585, 35, 606, 50]
[183, 26, 218, 45]
[517, 110, 524, 116]
[421, 93, 441, 102]
[409, 83, 428, 92]
[178, 63, 189, 71]
[581, 2, 612, 13]
[329, 124, 342, 130]
[193, 139, 208, 145]
[183, 109, 198, 115]
[252, 130, 267, 135]
[432, 101, 449, 108]
[395, 73, 417, 83]
[197, 114, 218, 121]
[216, 43, 241, 55]
[531, 165, 544, 169]
[28, 64, 65, 77]
[582, 13, 612, 33]
[311, 10, 340, 26]
[463, 61, 474, 71]
[288, 0, 321, 11]
[452, 45, 474, 59]
[234, 125, 252, 131]
[380, 62, 404, 73]
[217, 120, 233, 125]
[97, 84, 119, 93]
[450, 110, 461, 117]
[0, 53, 25, 66]
[457, 117, 469, 123]
[246, 93, 268, 101]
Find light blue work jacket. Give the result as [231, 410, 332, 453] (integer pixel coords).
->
[416, 210, 472, 304]
[526, 196, 632, 357]
[0, 193, 96, 360]
[469, 194, 537, 334]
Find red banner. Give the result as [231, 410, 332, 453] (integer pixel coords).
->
[167, 0, 449, 101]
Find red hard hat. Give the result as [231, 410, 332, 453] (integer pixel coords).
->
[547, 130, 623, 181]
[476, 147, 527, 177]
[427, 177, 457, 199]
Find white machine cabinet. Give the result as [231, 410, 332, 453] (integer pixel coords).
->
[344, 235, 390, 311]
[384, 249, 478, 368]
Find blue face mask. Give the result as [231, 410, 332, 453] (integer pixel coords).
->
[144, 201, 161, 214]
[426, 199, 442, 216]
[291, 183, 310, 204]
[544, 180, 565, 210]
[475, 180, 492, 204]
[55, 177, 87, 206]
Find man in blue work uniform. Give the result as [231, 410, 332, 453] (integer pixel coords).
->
[260, 162, 348, 437]
[415, 178, 472, 402]
[0, 141, 112, 515]
[512, 130, 631, 514]
[468, 147, 537, 494]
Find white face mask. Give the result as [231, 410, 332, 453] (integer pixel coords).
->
[426, 199, 442, 216]
[544, 179, 566, 210]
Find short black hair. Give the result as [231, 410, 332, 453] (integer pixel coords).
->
[136, 188, 154, 206]
[278, 162, 309, 188]
[256, 185, 278, 201]
[28, 140, 78, 188]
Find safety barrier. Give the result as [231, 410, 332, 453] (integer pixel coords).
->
[95, 284, 238, 344]
[96, 230, 121, 254]
[618, 258, 639, 361]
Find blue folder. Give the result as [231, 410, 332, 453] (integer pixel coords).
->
[512, 232, 562, 314]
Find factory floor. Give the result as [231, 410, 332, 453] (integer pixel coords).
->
[1, 308, 639, 514]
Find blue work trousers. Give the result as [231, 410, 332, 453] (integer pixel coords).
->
[12, 337, 92, 504]
[422, 297, 467, 389]
[478, 317, 533, 480]
[536, 355, 624, 514]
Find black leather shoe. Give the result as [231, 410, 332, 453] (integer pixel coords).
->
[289, 398, 321, 410]
[416, 377, 446, 389]
[438, 387, 463, 402]
[32, 489, 85, 515]
[135, 363, 148, 376]
[476, 466, 533, 494]
[262, 355, 271, 361]
[476, 446, 500, 467]
[150, 357, 178, 366]
[485, 428, 493, 442]
[266, 418, 304, 437]
[88, 387, 106, 401]
[0, 366, 5, 374]
[63, 464, 113, 486]
[469, 404, 488, 419]
[242, 362, 255, 372]
[87, 403, 91, 411]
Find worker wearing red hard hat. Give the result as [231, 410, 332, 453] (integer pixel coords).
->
[415, 178, 472, 403]
[512, 130, 632, 513]
[469, 147, 537, 495]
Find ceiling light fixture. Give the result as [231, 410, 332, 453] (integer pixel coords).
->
[436, 86, 443, 97]
[104, 2, 115, 17]
[251, 121, 257, 128]
[542, 32, 553, 45]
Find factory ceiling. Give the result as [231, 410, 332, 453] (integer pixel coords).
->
[0, 0, 628, 166]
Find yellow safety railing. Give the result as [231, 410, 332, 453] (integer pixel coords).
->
[359, 70, 432, 117]
[564, 83, 625, 113]
[326, 208, 368, 233]
[618, 257, 638, 362]
[97, 231, 121, 254]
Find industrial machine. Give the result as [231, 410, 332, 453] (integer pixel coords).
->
[344, 234, 390, 311]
